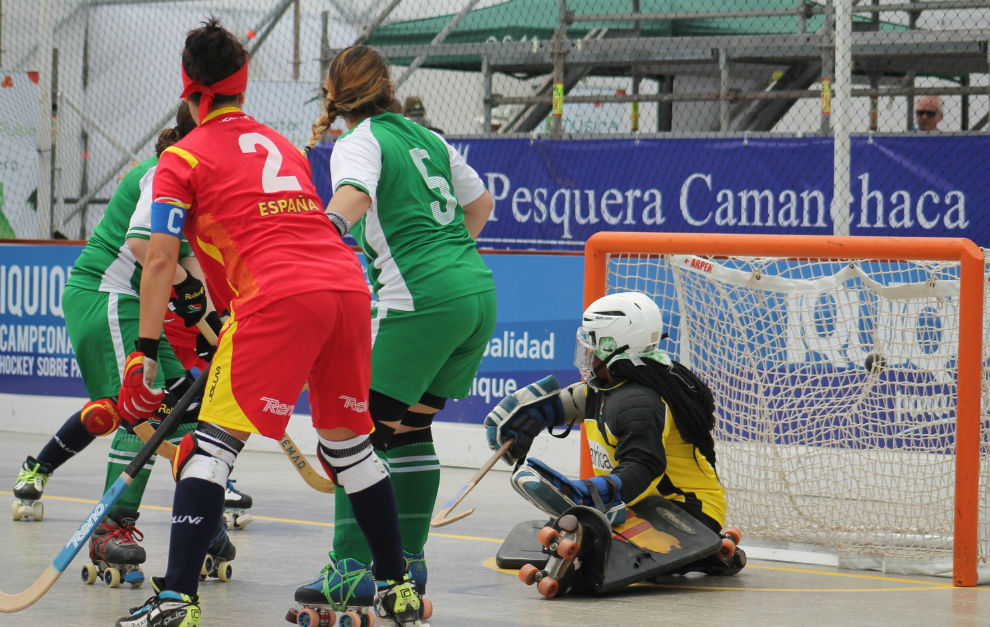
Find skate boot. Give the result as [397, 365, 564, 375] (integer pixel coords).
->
[83, 507, 146, 588]
[115, 590, 200, 627]
[200, 518, 235, 582]
[375, 574, 428, 627]
[287, 554, 378, 627]
[404, 552, 427, 595]
[11, 456, 52, 521]
[223, 479, 253, 530]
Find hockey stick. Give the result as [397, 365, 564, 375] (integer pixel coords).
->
[134, 319, 335, 493]
[0, 367, 207, 613]
[430, 439, 513, 528]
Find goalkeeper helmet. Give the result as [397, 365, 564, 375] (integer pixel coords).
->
[575, 292, 663, 381]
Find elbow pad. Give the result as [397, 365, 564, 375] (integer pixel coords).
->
[558, 382, 587, 425]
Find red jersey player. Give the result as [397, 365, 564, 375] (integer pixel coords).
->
[114, 18, 424, 627]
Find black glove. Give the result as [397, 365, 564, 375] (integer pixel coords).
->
[170, 273, 207, 327]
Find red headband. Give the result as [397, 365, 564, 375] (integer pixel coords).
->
[181, 62, 248, 123]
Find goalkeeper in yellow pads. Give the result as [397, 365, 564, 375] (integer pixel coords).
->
[485, 291, 745, 598]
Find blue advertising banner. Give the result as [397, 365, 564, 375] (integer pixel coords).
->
[0, 244, 84, 396]
[309, 135, 989, 249]
[0, 243, 585, 425]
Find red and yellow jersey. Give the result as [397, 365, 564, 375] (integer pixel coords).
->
[151, 107, 366, 318]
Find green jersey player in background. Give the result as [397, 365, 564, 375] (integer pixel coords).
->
[292, 45, 496, 618]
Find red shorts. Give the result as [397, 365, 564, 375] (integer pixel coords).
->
[198, 290, 372, 439]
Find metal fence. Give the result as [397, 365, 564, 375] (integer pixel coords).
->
[1, 0, 988, 239]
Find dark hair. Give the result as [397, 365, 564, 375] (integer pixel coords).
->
[182, 17, 247, 110]
[610, 358, 718, 470]
[155, 102, 198, 156]
[308, 45, 392, 149]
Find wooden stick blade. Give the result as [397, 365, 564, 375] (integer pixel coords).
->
[430, 506, 476, 528]
[0, 566, 60, 612]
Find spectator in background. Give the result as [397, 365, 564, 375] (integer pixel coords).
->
[403, 95, 444, 134]
[914, 96, 944, 132]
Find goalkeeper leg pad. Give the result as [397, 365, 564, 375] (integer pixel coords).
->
[511, 458, 626, 525]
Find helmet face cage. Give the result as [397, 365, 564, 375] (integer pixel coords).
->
[573, 292, 663, 380]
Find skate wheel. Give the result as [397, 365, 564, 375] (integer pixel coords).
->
[717, 537, 736, 559]
[537, 576, 560, 598]
[201, 554, 215, 578]
[419, 597, 433, 620]
[285, 608, 299, 623]
[11, 501, 19, 520]
[295, 608, 318, 627]
[104, 567, 122, 588]
[364, 611, 376, 627]
[537, 526, 560, 548]
[723, 526, 742, 545]
[81, 563, 98, 585]
[556, 538, 579, 560]
[32, 501, 43, 521]
[234, 514, 253, 529]
[339, 610, 361, 627]
[557, 514, 579, 534]
[217, 561, 233, 582]
[518, 563, 541, 585]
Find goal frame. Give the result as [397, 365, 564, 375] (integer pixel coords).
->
[582, 231, 985, 587]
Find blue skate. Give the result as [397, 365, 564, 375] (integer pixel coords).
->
[287, 554, 377, 627]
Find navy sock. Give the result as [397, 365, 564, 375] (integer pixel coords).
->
[164, 478, 225, 596]
[37, 411, 94, 471]
[348, 476, 405, 581]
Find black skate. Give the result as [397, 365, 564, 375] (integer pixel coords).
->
[286, 554, 378, 627]
[697, 526, 747, 576]
[518, 512, 583, 598]
[200, 518, 235, 582]
[83, 508, 147, 588]
[223, 479, 253, 530]
[11, 456, 52, 521]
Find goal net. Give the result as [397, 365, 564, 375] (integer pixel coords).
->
[583, 232, 989, 585]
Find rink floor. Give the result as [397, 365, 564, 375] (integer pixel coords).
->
[0, 430, 986, 627]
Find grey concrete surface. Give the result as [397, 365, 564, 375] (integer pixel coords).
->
[0, 431, 986, 627]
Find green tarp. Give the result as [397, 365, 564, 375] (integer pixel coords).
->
[368, 0, 907, 70]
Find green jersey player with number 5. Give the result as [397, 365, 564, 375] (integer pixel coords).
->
[290, 45, 496, 624]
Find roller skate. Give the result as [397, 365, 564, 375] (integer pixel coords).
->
[287, 554, 378, 627]
[83, 508, 147, 588]
[702, 526, 746, 576]
[518, 511, 585, 599]
[374, 574, 429, 627]
[200, 518, 235, 582]
[11, 456, 52, 521]
[115, 590, 200, 627]
[223, 479, 253, 530]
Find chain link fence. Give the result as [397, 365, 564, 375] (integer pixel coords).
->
[1, 0, 988, 240]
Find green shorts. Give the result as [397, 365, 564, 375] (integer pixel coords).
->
[370, 290, 496, 405]
[62, 286, 185, 400]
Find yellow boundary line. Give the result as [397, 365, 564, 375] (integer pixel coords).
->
[8, 492, 985, 592]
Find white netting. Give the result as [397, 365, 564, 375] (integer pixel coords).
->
[604, 248, 989, 579]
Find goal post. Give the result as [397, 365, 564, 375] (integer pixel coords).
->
[582, 232, 987, 586]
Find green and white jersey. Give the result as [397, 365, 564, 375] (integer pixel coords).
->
[66, 156, 192, 296]
[332, 112, 493, 311]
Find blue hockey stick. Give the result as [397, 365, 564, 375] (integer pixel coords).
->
[0, 368, 208, 612]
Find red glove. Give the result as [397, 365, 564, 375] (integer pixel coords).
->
[117, 340, 166, 425]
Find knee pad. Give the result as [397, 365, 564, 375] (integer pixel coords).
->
[172, 422, 244, 486]
[390, 427, 433, 448]
[317, 435, 388, 493]
[399, 410, 435, 430]
[80, 399, 121, 437]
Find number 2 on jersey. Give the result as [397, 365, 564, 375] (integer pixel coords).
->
[409, 148, 457, 225]
[238, 133, 302, 193]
